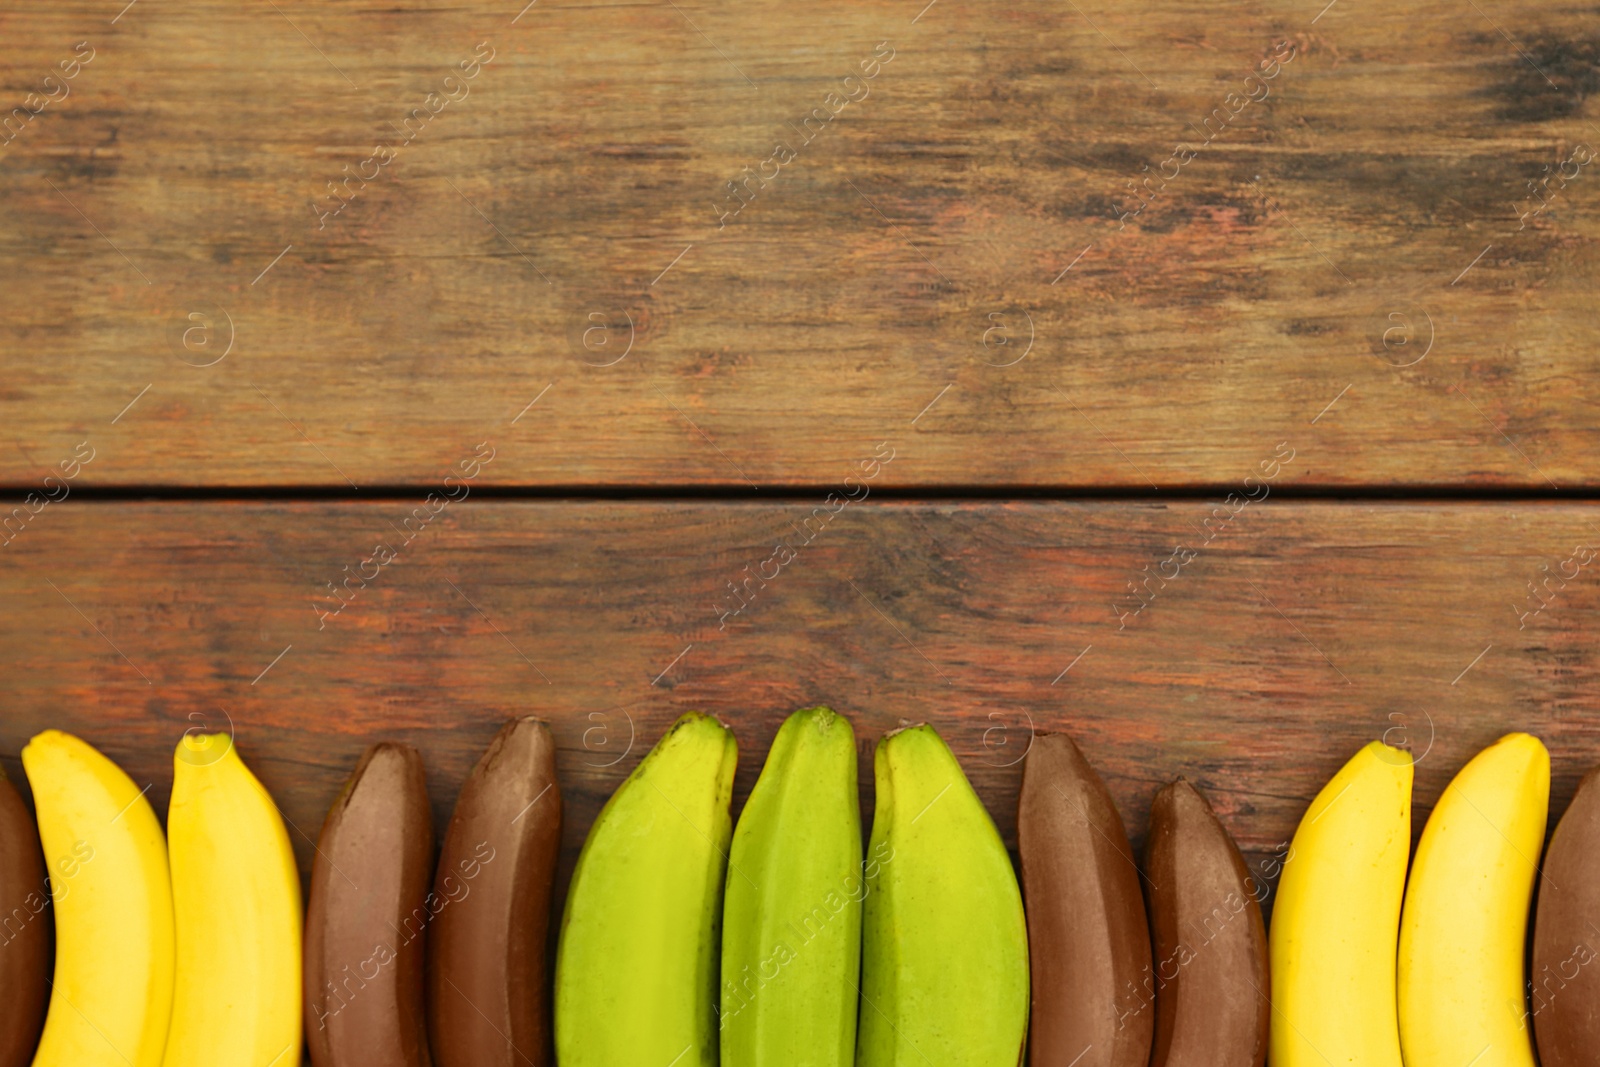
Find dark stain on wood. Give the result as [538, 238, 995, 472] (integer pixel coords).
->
[1488, 34, 1600, 122]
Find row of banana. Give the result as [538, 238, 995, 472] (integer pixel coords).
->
[0, 714, 1596, 1067]
[1, 730, 299, 1067]
[1287, 731, 1600, 1067]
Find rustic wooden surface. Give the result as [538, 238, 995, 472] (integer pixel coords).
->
[5, 4, 1592, 1062]
[3, 0, 1599, 488]
[3, 499, 1599, 900]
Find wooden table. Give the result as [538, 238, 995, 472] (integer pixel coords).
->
[3, 498, 1598, 890]
[4, 0, 1598, 904]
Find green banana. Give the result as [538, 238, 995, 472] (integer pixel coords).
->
[720, 706, 861, 1067]
[857, 723, 1029, 1067]
[554, 712, 738, 1067]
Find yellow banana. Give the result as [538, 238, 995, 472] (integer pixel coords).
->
[162, 733, 301, 1067]
[22, 730, 174, 1067]
[856, 723, 1029, 1066]
[720, 706, 861, 1067]
[1398, 732, 1548, 1067]
[554, 712, 738, 1066]
[1270, 740, 1412, 1067]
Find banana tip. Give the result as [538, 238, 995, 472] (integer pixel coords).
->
[1365, 738, 1415, 768]
[23, 728, 69, 751]
[176, 730, 235, 766]
[667, 710, 737, 741]
[791, 705, 855, 740]
[21, 729, 85, 767]
[1496, 730, 1547, 752]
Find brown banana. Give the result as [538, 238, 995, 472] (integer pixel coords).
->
[1143, 779, 1269, 1067]
[0, 763, 50, 1067]
[427, 717, 562, 1067]
[304, 742, 434, 1067]
[1018, 732, 1153, 1067]
[1531, 764, 1600, 1066]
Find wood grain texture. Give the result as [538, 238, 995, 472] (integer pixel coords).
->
[2, 0, 1598, 488]
[1, 499, 1598, 895]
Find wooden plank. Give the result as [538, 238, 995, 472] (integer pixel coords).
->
[2, 499, 1598, 897]
[2, 1, 1598, 488]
